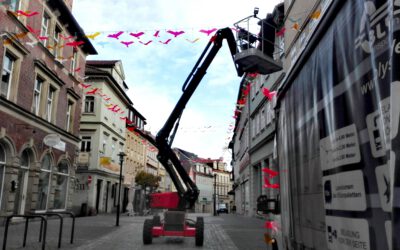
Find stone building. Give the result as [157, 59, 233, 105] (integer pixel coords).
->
[74, 60, 131, 215]
[0, 0, 96, 216]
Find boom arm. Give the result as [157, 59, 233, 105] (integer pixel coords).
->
[154, 28, 244, 209]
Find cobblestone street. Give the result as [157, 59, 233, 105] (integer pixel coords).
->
[0, 213, 268, 250]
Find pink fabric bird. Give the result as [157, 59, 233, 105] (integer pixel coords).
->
[276, 27, 286, 37]
[107, 31, 124, 39]
[159, 39, 171, 44]
[15, 10, 39, 17]
[121, 41, 134, 47]
[262, 168, 279, 178]
[153, 30, 160, 37]
[86, 88, 99, 95]
[264, 221, 279, 232]
[262, 87, 276, 101]
[167, 30, 185, 37]
[140, 40, 152, 46]
[130, 32, 145, 38]
[199, 28, 217, 36]
[263, 177, 279, 189]
[66, 41, 84, 48]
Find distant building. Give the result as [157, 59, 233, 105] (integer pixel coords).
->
[0, 0, 95, 216]
[74, 60, 131, 215]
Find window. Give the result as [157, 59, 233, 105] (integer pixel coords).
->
[66, 101, 73, 132]
[1, 52, 15, 99]
[46, 86, 55, 122]
[52, 160, 69, 209]
[260, 107, 266, 129]
[80, 136, 91, 152]
[70, 49, 78, 74]
[37, 154, 52, 210]
[0, 144, 6, 210]
[33, 77, 43, 115]
[102, 134, 109, 154]
[40, 13, 50, 47]
[112, 138, 117, 162]
[84, 96, 95, 113]
[6, 0, 20, 11]
[53, 26, 61, 58]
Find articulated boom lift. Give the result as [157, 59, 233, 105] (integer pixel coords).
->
[141, 13, 281, 246]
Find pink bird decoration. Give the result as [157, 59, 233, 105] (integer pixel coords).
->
[107, 31, 124, 39]
[139, 40, 153, 46]
[262, 168, 279, 178]
[27, 25, 40, 35]
[130, 32, 145, 38]
[86, 88, 99, 95]
[263, 177, 280, 189]
[153, 30, 160, 37]
[15, 10, 39, 17]
[121, 41, 134, 47]
[199, 28, 217, 36]
[262, 87, 276, 101]
[167, 30, 185, 37]
[79, 83, 91, 88]
[264, 221, 279, 232]
[276, 27, 286, 37]
[60, 34, 74, 40]
[159, 39, 171, 45]
[66, 41, 84, 48]
[38, 36, 48, 41]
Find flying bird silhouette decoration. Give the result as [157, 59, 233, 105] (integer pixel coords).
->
[153, 30, 160, 37]
[199, 28, 217, 36]
[107, 31, 124, 39]
[121, 41, 134, 47]
[15, 10, 39, 17]
[66, 41, 84, 48]
[262, 87, 276, 101]
[167, 30, 185, 37]
[130, 32, 145, 38]
[140, 40, 152, 46]
[159, 39, 171, 45]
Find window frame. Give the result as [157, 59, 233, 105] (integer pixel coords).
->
[36, 154, 52, 211]
[46, 86, 56, 122]
[40, 13, 50, 47]
[84, 96, 95, 113]
[80, 136, 92, 152]
[1, 52, 16, 99]
[33, 76, 44, 115]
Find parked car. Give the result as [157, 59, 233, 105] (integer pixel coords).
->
[217, 204, 228, 214]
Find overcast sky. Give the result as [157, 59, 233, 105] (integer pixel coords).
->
[72, 0, 282, 165]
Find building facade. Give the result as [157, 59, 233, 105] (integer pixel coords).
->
[74, 60, 131, 215]
[231, 3, 284, 217]
[194, 162, 213, 213]
[0, 0, 95, 216]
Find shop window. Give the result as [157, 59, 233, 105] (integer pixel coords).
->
[52, 160, 69, 209]
[37, 154, 52, 210]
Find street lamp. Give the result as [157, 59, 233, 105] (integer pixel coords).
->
[116, 151, 126, 226]
[213, 174, 217, 216]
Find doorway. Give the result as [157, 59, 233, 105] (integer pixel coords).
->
[95, 179, 103, 213]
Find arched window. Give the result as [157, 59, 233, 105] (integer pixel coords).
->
[36, 154, 52, 210]
[52, 160, 69, 209]
[14, 149, 31, 214]
[0, 144, 5, 210]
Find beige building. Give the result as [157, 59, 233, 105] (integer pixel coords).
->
[74, 60, 132, 215]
